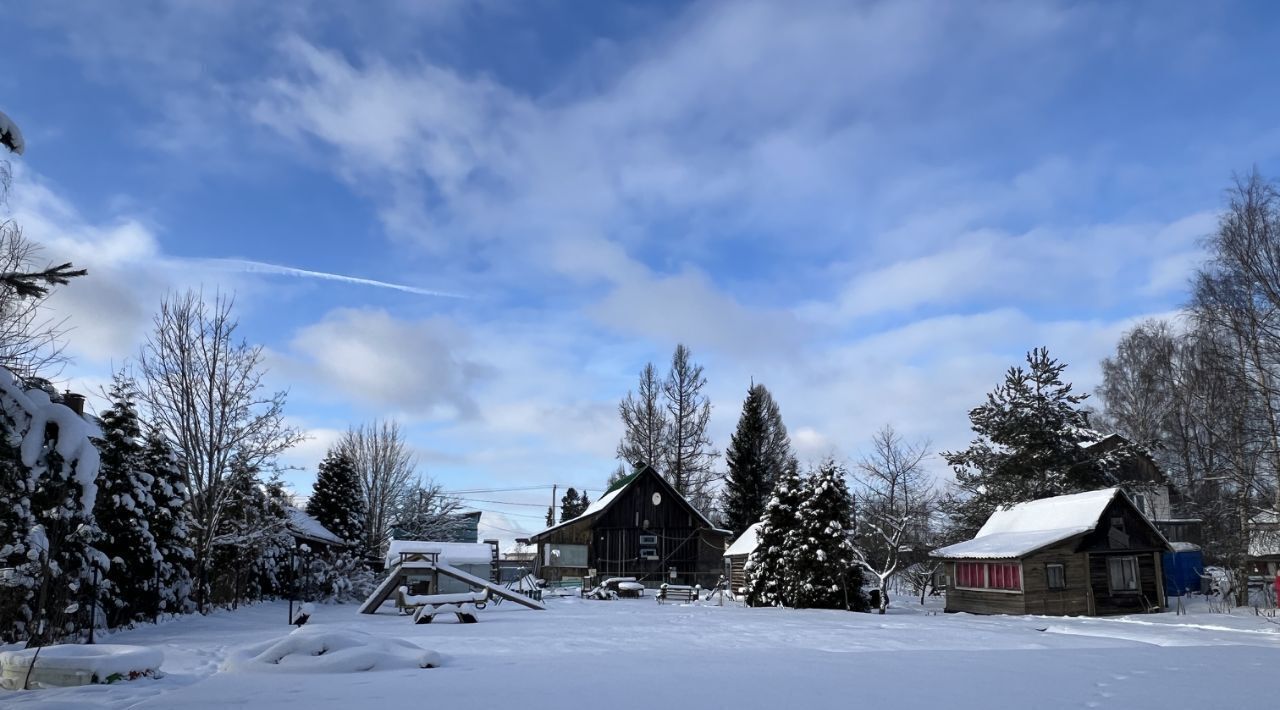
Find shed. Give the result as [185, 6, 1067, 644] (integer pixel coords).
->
[723, 523, 762, 594]
[285, 507, 346, 552]
[932, 488, 1172, 616]
[528, 463, 732, 588]
[1162, 543, 1204, 597]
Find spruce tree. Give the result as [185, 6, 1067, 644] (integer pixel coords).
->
[743, 463, 806, 607]
[722, 383, 795, 535]
[93, 374, 162, 628]
[141, 428, 194, 615]
[560, 487, 582, 521]
[307, 448, 366, 546]
[791, 460, 867, 611]
[943, 347, 1122, 535]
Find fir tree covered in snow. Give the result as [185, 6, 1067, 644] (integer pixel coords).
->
[306, 448, 366, 547]
[943, 347, 1129, 535]
[790, 460, 867, 611]
[0, 367, 103, 645]
[209, 463, 292, 606]
[141, 428, 194, 615]
[721, 383, 796, 536]
[93, 374, 163, 628]
[743, 463, 806, 608]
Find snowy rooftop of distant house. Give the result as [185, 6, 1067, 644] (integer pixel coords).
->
[932, 488, 1122, 560]
[384, 540, 494, 568]
[285, 507, 345, 547]
[724, 522, 762, 558]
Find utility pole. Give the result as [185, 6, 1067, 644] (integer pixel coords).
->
[547, 484, 558, 527]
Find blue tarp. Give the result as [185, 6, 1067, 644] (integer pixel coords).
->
[1162, 549, 1205, 596]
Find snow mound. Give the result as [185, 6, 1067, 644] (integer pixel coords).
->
[222, 627, 440, 674]
[0, 644, 162, 689]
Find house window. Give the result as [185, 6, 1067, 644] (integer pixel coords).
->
[1130, 493, 1148, 516]
[1107, 556, 1139, 593]
[545, 544, 588, 568]
[1046, 563, 1066, 590]
[955, 562, 1022, 591]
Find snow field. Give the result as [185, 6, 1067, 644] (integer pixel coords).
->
[3, 595, 1279, 709]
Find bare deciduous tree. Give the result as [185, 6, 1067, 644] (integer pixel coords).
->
[137, 290, 304, 609]
[851, 425, 938, 614]
[342, 420, 417, 556]
[392, 478, 465, 543]
[617, 362, 668, 468]
[662, 344, 718, 511]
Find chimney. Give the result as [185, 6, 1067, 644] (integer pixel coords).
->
[63, 390, 86, 416]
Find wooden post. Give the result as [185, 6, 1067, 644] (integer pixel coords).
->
[1153, 551, 1166, 612]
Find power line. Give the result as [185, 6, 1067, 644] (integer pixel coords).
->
[456, 497, 551, 508]
[443, 485, 556, 495]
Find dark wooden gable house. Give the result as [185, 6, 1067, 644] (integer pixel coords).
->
[528, 463, 731, 588]
[932, 488, 1172, 616]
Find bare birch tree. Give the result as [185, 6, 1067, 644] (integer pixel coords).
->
[137, 290, 303, 609]
[850, 426, 938, 614]
[392, 478, 466, 542]
[343, 420, 417, 556]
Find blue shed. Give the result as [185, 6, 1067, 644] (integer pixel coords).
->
[1162, 544, 1204, 597]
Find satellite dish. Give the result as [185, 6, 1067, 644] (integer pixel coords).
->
[651, 492, 662, 505]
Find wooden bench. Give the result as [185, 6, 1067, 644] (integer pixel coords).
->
[656, 584, 701, 604]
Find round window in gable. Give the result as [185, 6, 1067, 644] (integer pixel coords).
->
[652, 492, 662, 506]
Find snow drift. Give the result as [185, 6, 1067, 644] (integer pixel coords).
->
[221, 627, 440, 674]
[0, 644, 162, 689]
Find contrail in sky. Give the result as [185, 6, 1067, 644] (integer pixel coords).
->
[197, 258, 466, 299]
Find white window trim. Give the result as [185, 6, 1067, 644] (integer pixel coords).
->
[953, 561, 1025, 595]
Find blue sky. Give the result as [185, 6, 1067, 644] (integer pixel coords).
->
[4, 1, 1280, 530]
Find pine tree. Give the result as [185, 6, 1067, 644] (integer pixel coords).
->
[559, 488, 590, 520]
[141, 429, 194, 616]
[743, 463, 806, 607]
[790, 460, 867, 611]
[93, 374, 163, 628]
[722, 383, 795, 535]
[943, 347, 1122, 535]
[307, 448, 366, 546]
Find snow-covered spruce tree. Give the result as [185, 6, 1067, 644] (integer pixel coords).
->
[743, 463, 806, 607]
[791, 459, 867, 611]
[141, 427, 195, 615]
[943, 347, 1129, 536]
[92, 374, 163, 628]
[722, 383, 796, 536]
[0, 368, 104, 646]
[208, 463, 292, 607]
[307, 448, 366, 547]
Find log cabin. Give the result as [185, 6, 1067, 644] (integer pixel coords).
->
[529, 463, 732, 588]
[932, 488, 1172, 616]
[723, 522, 762, 595]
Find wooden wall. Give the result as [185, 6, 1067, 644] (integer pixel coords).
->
[1021, 541, 1091, 616]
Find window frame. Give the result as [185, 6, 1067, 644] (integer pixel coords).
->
[953, 561, 1023, 594]
[1045, 563, 1066, 591]
[1106, 555, 1140, 594]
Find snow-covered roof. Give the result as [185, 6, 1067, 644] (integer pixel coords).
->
[474, 511, 532, 556]
[932, 488, 1123, 560]
[724, 522, 762, 558]
[385, 540, 494, 568]
[286, 507, 345, 547]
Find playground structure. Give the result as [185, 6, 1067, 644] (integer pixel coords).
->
[360, 548, 546, 615]
[408, 589, 490, 624]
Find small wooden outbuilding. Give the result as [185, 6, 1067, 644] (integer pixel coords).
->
[931, 488, 1172, 616]
[723, 522, 762, 594]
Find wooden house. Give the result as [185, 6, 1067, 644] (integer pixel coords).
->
[1084, 433, 1202, 545]
[932, 488, 1172, 616]
[723, 522, 762, 594]
[528, 463, 732, 588]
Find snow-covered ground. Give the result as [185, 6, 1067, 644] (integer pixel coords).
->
[5, 595, 1280, 709]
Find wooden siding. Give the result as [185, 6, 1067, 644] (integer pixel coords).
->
[1020, 540, 1091, 616]
[1087, 551, 1162, 614]
[943, 561, 1027, 615]
[535, 466, 729, 586]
